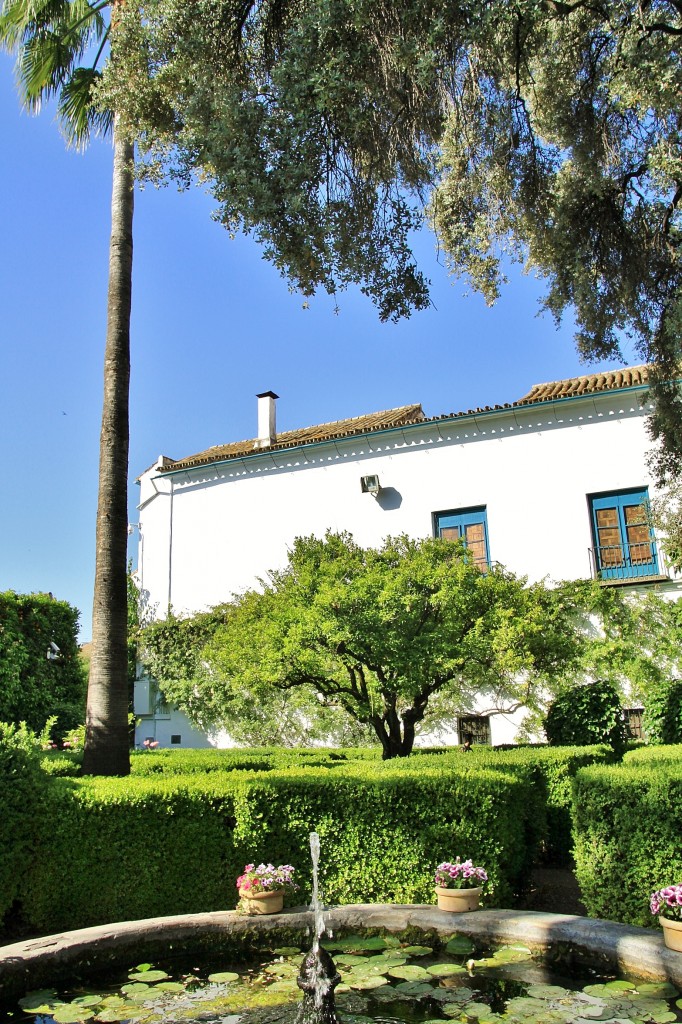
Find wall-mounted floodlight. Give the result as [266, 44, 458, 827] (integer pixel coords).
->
[360, 475, 381, 495]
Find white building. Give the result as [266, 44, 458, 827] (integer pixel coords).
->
[133, 364, 680, 748]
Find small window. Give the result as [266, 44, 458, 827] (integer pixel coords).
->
[457, 715, 491, 746]
[435, 507, 489, 568]
[623, 708, 644, 740]
[589, 488, 659, 580]
[170, 734, 182, 745]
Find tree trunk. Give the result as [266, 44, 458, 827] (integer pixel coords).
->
[81, 124, 134, 776]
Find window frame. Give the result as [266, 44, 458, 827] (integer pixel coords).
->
[457, 715, 492, 746]
[433, 506, 490, 569]
[588, 488, 658, 580]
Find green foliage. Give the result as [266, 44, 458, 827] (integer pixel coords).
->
[0, 592, 86, 736]
[0, 721, 47, 923]
[437, 743, 615, 865]
[19, 760, 534, 934]
[174, 532, 585, 758]
[544, 682, 626, 755]
[101, 0, 682, 476]
[573, 761, 682, 926]
[129, 746, 380, 776]
[651, 484, 682, 573]
[624, 743, 682, 766]
[643, 681, 682, 746]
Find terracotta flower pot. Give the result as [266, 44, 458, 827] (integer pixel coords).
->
[660, 916, 682, 952]
[435, 885, 482, 913]
[238, 888, 285, 915]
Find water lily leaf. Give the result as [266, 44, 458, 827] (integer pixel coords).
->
[427, 963, 467, 978]
[267, 980, 300, 992]
[459, 1000, 492, 1018]
[127, 971, 169, 983]
[525, 985, 571, 999]
[72, 996, 102, 1007]
[19, 990, 61, 1011]
[335, 984, 351, 994]
[96, 1007, 142, 1022]
[491, 945, 532, 963]
[121, 984, 150, 995]
[350, 976, 389, 990]
[335, 955, 366, 966]
[154, 981, 186, 993]
[445, 936, 476, 955]
[208, 971, 241, 984]
[367, 954, 407, 967]
[394, 981, 434, 996]
[52, 1007, 95, 1023]
[636, 983, 679, 998]
[388, 965, 432, 981]
[264, 963, 298, 978]
[272, 947, 301, 956]
[651, 1013, 676, 1024]
[400, 945, 433, 956]
[134, 964, 153, 973]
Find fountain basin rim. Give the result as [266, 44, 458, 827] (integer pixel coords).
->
[1, 905, 679, 1004]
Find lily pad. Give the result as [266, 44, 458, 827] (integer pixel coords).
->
[19, 990, 63, 1013]
[349, 976, 389, 991]
[388, 965, 432, 981]
[400, 945, 433, 956]
[445, 935, 477, 955]
[525, 985, 572, 999]
[154, 981, 186, 993]
[324, 935, 387, 953]
[52, 1007, 95, 1024]
[127, 970, 169, 983]
[460, 1001, 494, 1019]
[393, 981, 434, 996]
[272, 947, 302, 956]
[96, 1007, 142, 1022]
[427, 963, 467, 978]
[120, 983, 150, 995]
[636, 983, 679, 998]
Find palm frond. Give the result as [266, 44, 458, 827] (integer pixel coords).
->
[58, 64, 112, 146]
[2, 0, 112, 141]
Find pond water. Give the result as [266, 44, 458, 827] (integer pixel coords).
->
[8, 933, 682, 1024]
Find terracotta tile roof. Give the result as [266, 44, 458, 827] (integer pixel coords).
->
[515, 365, 649, 404]
[164, 403, 426, 471]
[157, 364, 650, 474]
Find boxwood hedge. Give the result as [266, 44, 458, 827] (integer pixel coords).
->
[573, 761, 682, 926]
[17, 760, 532, 935]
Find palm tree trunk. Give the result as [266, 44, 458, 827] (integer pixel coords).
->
[81, 122, 134, 776]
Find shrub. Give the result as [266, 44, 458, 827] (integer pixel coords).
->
[573, 761, 682, 925]
[643, 679, 682, 745]
[623, 743, 682, 766]
[129, 747, 380, 776]
[544, 681, 626, 754]
[0, 722, 47, 925]
[19, 760, 531, 934]
[0, 592, 86, 736]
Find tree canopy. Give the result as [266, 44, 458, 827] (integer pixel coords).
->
[143, 532, 586, 758]
[102, 0, 682, 478]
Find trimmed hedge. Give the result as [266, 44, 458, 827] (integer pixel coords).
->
[18, 761, 531, 935]
[129, 747, 381, 776]
[0, 723, 48, 925]
[573, 761, 682, 926]
[406, 744, 614, 864]
[623, 743, 682, 766]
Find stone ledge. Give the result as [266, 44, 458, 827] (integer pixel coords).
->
[1, 905, 680, 1004]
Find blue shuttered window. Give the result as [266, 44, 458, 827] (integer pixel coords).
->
[589, 489, 658, 580]
[435, 507, 489, 569]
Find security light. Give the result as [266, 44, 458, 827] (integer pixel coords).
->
[360, 475, 381, 495]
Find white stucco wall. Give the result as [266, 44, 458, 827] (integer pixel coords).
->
[133, 385, 678, 749]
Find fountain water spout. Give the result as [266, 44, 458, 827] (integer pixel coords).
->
[295, 833, 340, 1024]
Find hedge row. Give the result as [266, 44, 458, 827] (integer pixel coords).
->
[129, 746, 381, 776]
[407, 744, 615, 864]
[13, 761, 533, 935]
[623, 742, 682, 766]
[573, 760, 682, 926]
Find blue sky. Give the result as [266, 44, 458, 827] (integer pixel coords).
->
[0, 54, 638, 641]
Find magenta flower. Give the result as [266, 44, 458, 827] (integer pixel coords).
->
[236, 862, 299, 893]
[435, 857, 488, 890]
[650, 883, 682, 922]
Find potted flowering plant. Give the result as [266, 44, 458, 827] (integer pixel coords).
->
[434, 858, 488, 913]
[650, 883, 682, 951]
[236, 863, 298, 915]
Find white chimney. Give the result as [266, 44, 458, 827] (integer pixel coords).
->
[255, 391, 279, 448]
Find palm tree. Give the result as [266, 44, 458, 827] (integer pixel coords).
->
[1, 0, 132, 774]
